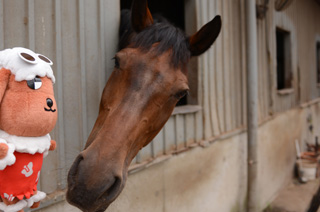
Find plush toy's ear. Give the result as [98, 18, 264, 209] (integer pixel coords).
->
[0, 68, 11, 104]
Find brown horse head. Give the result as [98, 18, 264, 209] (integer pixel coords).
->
[67, 0, 221, 211]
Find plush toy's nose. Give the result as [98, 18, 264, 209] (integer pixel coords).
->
[46, 98, 53, 108]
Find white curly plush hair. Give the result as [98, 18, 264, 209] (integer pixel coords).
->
[0, 47, 55, 83]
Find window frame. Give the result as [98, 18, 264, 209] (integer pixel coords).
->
[270, 10, 299, 113]
[120, 0, 199, 107]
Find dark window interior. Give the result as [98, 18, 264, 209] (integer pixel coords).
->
[276, 28, 292, 90]
[120, 0, 185, 30]
[120, 0, 188, 106]
[317, 42, 320, 84]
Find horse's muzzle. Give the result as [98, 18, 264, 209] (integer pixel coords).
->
[66, 153, 125, 212]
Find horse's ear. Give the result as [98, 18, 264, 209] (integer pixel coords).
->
[188, 15, 222, 57]
[131, 0, 154, 33]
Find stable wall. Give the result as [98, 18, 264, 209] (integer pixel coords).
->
[35, 101, 319, 212]
[109, 104, 314, 212]
[2, 0, 320, 211]
[109, 132, 248, 212]
[36, 130, 248, 212]
[110, 101, 320, 212]
[257, 108, 302, 209]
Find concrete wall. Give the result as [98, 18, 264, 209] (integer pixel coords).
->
[36, 131, 248, 212]
[258, 108, 302, 209]
[109, 132, 248, 212]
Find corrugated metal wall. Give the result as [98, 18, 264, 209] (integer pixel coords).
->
[256, 0, 320, 117]
[195, 0, 247, 138]
[137, 0, 320, 166]
[133, 0, 248, 167]
[0, 0, 119, 193]
[287, 0, 320, 102]
[0, 0, 249, 195]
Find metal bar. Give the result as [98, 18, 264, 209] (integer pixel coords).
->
[99, 0, 106, 96]
[0, 0, 4, 49]
[55, 0, 66, 189]
[79, 0, 88, 146]
[246, 0, 259, 211]
[28, 0, 35, 50]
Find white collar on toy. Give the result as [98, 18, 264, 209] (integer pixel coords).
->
[0, 130, 51, 154]
[0, 47, 55, 83]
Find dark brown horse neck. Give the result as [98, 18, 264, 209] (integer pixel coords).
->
[67, 0, 221, 211]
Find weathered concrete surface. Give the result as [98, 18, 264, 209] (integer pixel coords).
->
[258, 109, 303, 210]
[108, 133, 248, 212]
[30, 201, 81, 212]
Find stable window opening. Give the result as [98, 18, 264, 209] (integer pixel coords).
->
[120, 0, 190, 106]
[276, 28, 292, 90]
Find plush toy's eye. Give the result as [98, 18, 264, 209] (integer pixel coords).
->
[27, 77, 42, 90]
[18, 52, 38, 64]
[38, 54, 53, 65]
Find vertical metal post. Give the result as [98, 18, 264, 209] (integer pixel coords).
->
[246, 0, 259, 211]
[55, 0, 66, 189]
[79, 0, 88, 148]
[27, 0, 35, 50]
[0, 0, 4, 49]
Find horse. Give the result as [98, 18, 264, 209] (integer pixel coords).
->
[66, 0, 221, 211]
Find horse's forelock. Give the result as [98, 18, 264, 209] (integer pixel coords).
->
[119, 10, 190, 68]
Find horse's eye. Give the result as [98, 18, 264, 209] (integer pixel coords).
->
[175, 90, 189, 99]
[113, 56, 120, 68]
[27, 77, 42, 90]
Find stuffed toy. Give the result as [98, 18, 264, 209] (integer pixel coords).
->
[0, 47, 57, 212]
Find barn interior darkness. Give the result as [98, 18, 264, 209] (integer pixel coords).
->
[120, 0, 185, 30]
[120, 0, 188, 106]
[276, 28, 291, 90]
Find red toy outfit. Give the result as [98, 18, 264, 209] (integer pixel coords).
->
[0, 130, 50, 211]
[0, 152, 43, 201]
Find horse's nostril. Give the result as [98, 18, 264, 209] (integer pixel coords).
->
[67, 149, 126, 212]
[104, 176, 122, 199]
[67, 154, 84, 188]
[46, 98, 53, 108]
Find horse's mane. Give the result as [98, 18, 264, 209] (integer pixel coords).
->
[118, 9, 190, 68]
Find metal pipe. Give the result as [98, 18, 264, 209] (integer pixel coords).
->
[246, 0, 259, 211]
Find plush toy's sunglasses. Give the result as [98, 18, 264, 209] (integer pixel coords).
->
[18, 51, 53, 66]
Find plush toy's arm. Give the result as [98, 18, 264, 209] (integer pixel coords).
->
[0, 68, 11, 104]
[0, 143, 8, 159]
[0, 138, 15, 170]
[49, 140, 56, 151]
